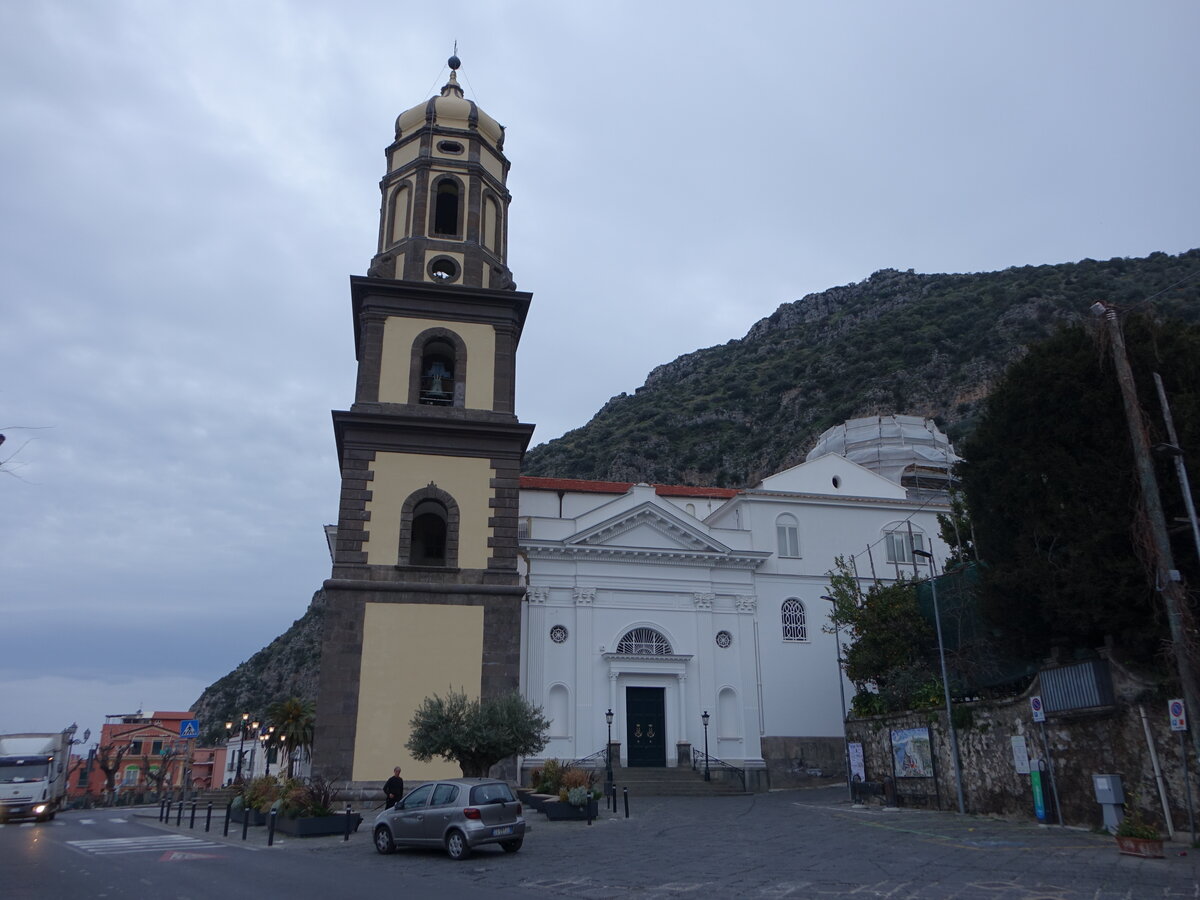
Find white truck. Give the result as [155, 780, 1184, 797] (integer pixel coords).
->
[0, 726, 76, 822]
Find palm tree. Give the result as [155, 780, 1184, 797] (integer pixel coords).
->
[267, 697, 315, 779]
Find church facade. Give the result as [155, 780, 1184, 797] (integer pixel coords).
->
[517, 438, 952, 789]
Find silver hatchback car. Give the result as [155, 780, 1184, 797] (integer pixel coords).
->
[373, 778, 526, 860]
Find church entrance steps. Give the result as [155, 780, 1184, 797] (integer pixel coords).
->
[606, 765, 747, 797]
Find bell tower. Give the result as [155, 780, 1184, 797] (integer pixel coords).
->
[312, 56, 535, 785]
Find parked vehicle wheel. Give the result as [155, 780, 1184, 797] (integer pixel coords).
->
[500, 838, 523, 853]
[373, 826, 395, 854]
[445, 829, 471, 860]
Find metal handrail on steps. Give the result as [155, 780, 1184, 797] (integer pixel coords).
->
[691, 747, 746, 791]
[565, 747, 608, 769]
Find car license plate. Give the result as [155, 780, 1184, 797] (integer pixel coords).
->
[492, 825, 513, 836]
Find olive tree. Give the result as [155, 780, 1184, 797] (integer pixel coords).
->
[406, 690, 550, 777]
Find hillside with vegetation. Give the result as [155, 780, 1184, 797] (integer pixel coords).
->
[192, 249, 1200, 723]
[524, 250, 1200, 486]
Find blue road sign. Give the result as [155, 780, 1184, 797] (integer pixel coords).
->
[179, 719, 200, 739]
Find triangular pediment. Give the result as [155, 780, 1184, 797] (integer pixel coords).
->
[567, 502, 732, 555]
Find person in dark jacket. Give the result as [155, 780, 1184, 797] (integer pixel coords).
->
[384, 767, 404, 809]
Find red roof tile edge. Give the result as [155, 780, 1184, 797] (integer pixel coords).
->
[519, 476, 737, 499]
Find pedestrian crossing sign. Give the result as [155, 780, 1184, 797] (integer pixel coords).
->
[179, 719, 200, 738]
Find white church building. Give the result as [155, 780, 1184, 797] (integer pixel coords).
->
[517, 415, 956, 790]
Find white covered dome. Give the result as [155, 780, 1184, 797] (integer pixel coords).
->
[806, 415, 958, 496]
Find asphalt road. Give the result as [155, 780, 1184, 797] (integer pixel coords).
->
[4, 788, 1199, 899]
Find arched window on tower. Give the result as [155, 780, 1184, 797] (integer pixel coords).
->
[409, 499, 448, 566]
[483, 194, 500, 252]
[419, 338, 456, 406]
[781, 598, 807, 642]
[389, 183, 411, 244]
[433, 178, 461, 236]
[399, 484, 460, 568]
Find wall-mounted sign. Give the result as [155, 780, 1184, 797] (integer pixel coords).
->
[1011, 735, 1031, 774]
[848, 742, 865, 781]
[890, 727, 933, 778]
[1170, 698, 1188, 732]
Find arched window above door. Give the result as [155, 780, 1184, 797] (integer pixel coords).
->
[616, 628, 673, 656]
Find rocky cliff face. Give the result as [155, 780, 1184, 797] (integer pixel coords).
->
[190, 591, 325, 744]
[524, 250, 1200, 486]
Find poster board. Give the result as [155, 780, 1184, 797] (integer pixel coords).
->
[890, 727, 934, 778]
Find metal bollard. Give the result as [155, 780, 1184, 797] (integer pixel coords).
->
[205, 801, 213, 833]
[159, 798, 167, 822]
[176, 800, 183, 826]
[223, 800, 231, 836]
[587, 796, 593, 826]
[623, 787, 629, 818]
[343, 803, 353, 841]
[611, 784, 617, 812]
[189, 800, 197, 829]
[241, 804, 249, 841]
[268, 808, 277, 847]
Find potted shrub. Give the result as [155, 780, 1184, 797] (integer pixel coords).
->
[1115, 801, 1165, 858]
[230, 776, 280, 826]
[543, 766, 600, 820]
[273, 774, 362, 837]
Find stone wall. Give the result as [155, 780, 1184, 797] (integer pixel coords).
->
[845, 657, 1194, 832]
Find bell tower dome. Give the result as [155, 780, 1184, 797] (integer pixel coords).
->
[368, 55, 514, 290]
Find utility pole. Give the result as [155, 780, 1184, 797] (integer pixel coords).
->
[1092, 302, 1200, 765]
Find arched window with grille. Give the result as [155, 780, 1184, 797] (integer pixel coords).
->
[616, 627, 672, 656]
[781, 598, 807, 642]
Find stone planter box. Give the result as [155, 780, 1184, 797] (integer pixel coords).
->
[542, 799, 599, 821]
[523, 792, 558, 813]
[274, 813, 363, 837]
[229, 808, 267, 826]
[1116, 835, 1164, 858]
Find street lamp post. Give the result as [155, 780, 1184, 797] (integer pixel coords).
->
[604, 709, 614, 794]
[820, 595, 854, 802]
[224, 713, 259, 785]
[913, 548, 965, 814]
[701, 711, 711, 781]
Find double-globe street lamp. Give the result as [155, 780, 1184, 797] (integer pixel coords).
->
[224, 713, 259, 785]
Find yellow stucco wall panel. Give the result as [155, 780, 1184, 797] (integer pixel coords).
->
[378, 316, 496, 409]
[353, 602, 484, 781]
[364, 452, 494, 569]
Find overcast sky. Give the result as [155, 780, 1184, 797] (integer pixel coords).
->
[3, 1, 1197, 747]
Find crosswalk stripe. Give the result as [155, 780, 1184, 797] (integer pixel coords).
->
[67, 835, 223, 856]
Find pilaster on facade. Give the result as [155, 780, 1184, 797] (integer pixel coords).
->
[735, 595, 757, 614]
